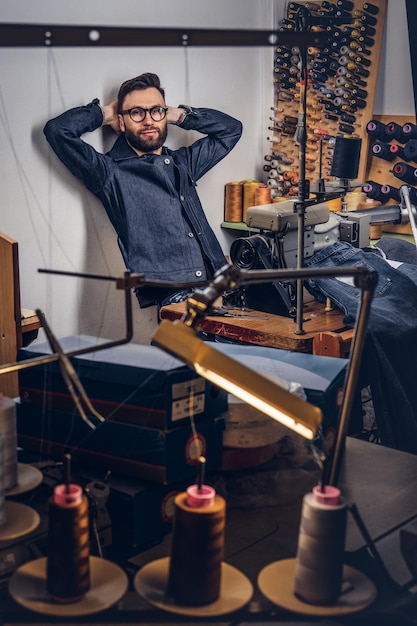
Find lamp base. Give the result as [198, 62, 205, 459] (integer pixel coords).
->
[257, 558, 377, 617]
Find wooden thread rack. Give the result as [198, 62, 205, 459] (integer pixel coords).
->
[267, 0, 387, 197]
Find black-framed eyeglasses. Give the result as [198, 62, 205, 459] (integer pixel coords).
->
[119, 106, 168, 123]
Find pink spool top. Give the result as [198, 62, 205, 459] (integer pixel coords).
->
[53, 483, 83, 507]
[313, 484, 341, 506]
[186, 484, 216, 508]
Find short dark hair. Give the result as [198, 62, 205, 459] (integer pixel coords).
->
[117, 73, 165, 112]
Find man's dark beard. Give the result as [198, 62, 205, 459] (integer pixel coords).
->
[125, 124, 167, 153]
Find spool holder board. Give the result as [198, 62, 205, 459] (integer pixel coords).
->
[364, 114, 417, 236]
[267, 0, 387, 198]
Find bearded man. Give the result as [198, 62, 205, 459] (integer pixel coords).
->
[44, 72, 242, 308]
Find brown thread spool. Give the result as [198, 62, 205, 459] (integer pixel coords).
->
[283, 170, 298, 181]
[167, 489, 226, 606]
[255, 184, 272, 205]
[224, 181, 243, 222]
[47, 483, 90, 602]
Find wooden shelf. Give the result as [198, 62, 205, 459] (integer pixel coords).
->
[221, 221, 259, 233]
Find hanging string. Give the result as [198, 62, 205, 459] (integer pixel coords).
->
[182, 42, 191, 106]
[187, 385, 204, 459]
[0, 52, 114, 346]
[166, 357, 227, 607]
[0, 85, 54, 269]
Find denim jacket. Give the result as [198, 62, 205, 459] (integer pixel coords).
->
[44, 100, 242, 303]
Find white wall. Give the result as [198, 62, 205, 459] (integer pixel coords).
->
[374, 0, 414, 115]
[0, 0, 414, 346]
[0, 0, 278, 344]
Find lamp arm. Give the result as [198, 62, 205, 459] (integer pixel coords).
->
[0, 270, 134, 377]
[328, 277, 377, 487]
[238, 265, 376, 284]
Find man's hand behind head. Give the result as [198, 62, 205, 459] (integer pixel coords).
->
[102, 101, 121, 133]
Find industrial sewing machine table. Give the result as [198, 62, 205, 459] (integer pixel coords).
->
[160, 294, 354, 357]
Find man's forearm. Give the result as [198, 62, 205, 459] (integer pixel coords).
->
[43, 99, 107, 192]
[44, 99, 104, 147]
[178, 107, 242, 147]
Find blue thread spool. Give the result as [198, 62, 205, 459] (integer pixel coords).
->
[366, 119, 387, 140]
[330, 136, 362, 180]
[393, 162, 417, 186]
[403, 140, 417, 164]
[372, 141, 396, 162]
[402, 123, 417, 140]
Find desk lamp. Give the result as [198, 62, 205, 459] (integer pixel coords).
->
[152, 263, 377, 487]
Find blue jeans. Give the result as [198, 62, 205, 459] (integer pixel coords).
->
[305, 241, 417, 453]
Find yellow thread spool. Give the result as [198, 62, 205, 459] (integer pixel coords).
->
[255, 184, 272, 206]
[224, 181, 243, 222]
[243, 181, 261, 221]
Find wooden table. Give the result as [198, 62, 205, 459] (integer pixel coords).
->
[160, 295, 354, 357]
